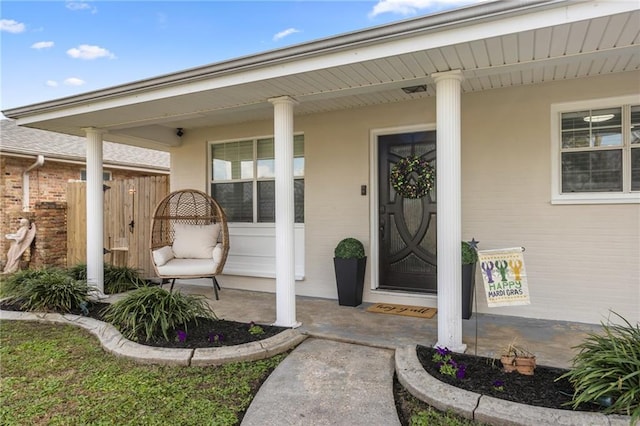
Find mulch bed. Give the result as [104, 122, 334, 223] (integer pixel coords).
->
[417, 345, 603, 412]
[0, 300, 287, 349]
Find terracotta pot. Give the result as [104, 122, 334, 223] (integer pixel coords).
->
[500, 355, 516, 373]
[515, 356, 536, 375]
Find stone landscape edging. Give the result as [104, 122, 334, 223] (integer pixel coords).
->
[0, 309, 307, 366]
[395, 345, 633, 426]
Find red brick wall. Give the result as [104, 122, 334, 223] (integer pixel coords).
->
[0, 155, 167, 270]
[32, 202, 67, 269]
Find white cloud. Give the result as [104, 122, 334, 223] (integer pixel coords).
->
[64, 77, 85, 86]
[32, 41, 54, 50]
[369, 0, 485, 17]
[66, 1, 97, 14]
[46, 80, 59, 87]
[273, 28, 301, 42]
[67, 44, 115, 60]
[0, 19, 26, 34]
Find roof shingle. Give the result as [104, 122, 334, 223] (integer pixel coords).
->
[0, 119, 169, 171]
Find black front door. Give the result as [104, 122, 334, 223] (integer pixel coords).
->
[378, 131, 437, 293]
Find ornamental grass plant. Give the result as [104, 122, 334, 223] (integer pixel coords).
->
[0, 267, 90, 313]
[68, 263, 145, 294]
[0, 268, 44, 298]
[102, 286, 217, 342]
[559, 311, 640, 422]
[103, 263, 146, 294]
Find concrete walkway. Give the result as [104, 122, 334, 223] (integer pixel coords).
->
[242, 338, 400, 426]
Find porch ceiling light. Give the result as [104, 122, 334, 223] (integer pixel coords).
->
[401, 85, 427, 94]
[583, 114, 614, 123]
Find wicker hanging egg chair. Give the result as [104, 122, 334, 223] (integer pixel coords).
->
[150, 189, 229, 299]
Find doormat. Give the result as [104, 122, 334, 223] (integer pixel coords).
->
[367, 303, 437, 319]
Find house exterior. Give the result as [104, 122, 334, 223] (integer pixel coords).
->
[0, 119, 169, 269]
[3, 0, 638, 350]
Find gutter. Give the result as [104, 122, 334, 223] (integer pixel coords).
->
[3, 151, 169, 174]
[22, 155, 45, 211]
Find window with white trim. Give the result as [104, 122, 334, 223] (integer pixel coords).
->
[209, 135, 304, 222]
[551, 96, 640, 204]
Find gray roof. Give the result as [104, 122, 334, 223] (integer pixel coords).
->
[0, 119, 169, 171]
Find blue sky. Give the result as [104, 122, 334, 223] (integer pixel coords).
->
[1, 0, 484, 114]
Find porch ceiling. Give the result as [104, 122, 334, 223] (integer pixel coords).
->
[4, 1, 639, 149]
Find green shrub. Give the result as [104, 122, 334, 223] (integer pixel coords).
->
[4, 267, 90, 313]
[559, 312, 639, 422]
[461, 241, 478, 265]
[334, 238, 365, 259]
[102, 286, 217, 342]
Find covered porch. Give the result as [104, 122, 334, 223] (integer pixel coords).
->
[5, 0, 638, 352]
[173, 284, 601, 369]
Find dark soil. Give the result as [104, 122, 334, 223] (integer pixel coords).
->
[0, 299, 287, 348]
[416, 345, 602, 412]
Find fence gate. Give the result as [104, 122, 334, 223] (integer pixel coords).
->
[67, 176, 169, 278]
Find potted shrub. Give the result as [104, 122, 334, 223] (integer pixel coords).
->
[461, 240, 478, 320]
[333, 238, 367, 307]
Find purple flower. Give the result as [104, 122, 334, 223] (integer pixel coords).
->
[492, 380, 505, 391]
[176, 330, 187, 343]
[435, 346, 450, 356]
[456, 363, 466, 379]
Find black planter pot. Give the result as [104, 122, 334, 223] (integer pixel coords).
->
[334, 257, 367, 307]
[462, 262, 476, 320]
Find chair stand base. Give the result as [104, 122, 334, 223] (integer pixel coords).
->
[212, 276, 221, 300]
[161, 277, 221, 300]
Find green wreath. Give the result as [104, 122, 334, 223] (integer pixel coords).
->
[390, 155, 435, 199]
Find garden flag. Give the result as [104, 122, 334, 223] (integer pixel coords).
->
[477, 247, 530, 307]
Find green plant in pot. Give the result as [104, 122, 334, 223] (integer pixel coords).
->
[461, 240, 478, 320]
[333, 238, 367, 307]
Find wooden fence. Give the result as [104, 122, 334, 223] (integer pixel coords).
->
[67, 176, 170, 277]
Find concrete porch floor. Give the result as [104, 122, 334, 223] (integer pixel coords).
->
[177, 284, 602, 369]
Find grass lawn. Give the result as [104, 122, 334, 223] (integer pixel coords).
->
[0, 320, 285, 425]
[1, 319, 483, 426]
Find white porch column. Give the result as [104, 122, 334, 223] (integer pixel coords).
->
[432, 70, 465, 353]
[84, 128, 105, 295]
[269, 96, 301, 328]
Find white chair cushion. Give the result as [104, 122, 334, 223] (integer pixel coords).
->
[152, 245, 174, 267]
[172, 223, 220, 259]
[156, 258, 220, 277]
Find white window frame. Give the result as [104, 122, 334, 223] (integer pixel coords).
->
[550, 94, 640, 204]
[208, 135, 305, 280]
[208, 134, 304, 223]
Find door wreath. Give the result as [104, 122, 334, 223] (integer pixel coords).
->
[390, 155, 435, 199]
